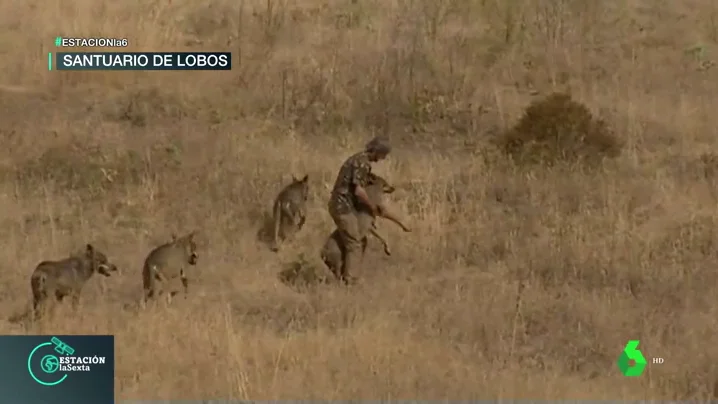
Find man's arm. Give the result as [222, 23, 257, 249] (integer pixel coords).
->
[354, 185, 376, 213]
[350, 159, 377, 214]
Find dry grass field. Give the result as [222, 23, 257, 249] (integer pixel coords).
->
[1, 0, 718, 399]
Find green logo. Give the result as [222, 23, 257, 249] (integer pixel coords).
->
[617, 340, 647, 376]
[28, 337, 75, 386]
[40, 355, 60, 373]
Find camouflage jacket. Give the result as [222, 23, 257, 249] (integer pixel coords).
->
[329, 151, 372, 215]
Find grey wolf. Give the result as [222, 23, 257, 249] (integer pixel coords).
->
[270, 174, 310, 252]
[26, 244, 119, 319]
[142, 232, 199, 303]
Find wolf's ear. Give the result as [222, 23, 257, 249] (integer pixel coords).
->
[171, 233, 178, 242]
[300, 174, 308, 183]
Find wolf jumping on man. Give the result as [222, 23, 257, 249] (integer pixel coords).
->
[327, 136, 409, 285]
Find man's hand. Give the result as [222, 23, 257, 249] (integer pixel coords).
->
[354, 185, 377, 214]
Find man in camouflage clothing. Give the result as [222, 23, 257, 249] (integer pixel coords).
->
[328, 136, 394, 285]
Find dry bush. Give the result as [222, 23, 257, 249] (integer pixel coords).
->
[498, 92, 622, 166]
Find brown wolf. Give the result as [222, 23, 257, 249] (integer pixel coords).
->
[320, 174, 410, 280]
[22, 244, 119, 320]
[270, 174, 310, 252]
[142, 232, 199, 303]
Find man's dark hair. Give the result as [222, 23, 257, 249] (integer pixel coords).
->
[365, 136, 391, 156]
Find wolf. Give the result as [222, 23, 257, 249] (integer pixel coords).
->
[270, 174, 310, 252]
[142, 232, 199, 304]
[320, 173, 411, 280]
[20, 244, 119, 320]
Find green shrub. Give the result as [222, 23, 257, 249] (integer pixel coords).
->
[498, 92, 622, 166]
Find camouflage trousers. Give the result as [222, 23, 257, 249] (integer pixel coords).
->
[328, 201, 366, 283]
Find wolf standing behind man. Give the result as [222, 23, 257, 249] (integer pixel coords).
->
[327, 136, 410, 285]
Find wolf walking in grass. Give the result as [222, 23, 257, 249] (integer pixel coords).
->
[270, 174, 310, 252]
[10, 244, 120, 322]
[142, 231, 199, 304]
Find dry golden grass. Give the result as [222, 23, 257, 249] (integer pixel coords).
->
[1, 0, 718, 399]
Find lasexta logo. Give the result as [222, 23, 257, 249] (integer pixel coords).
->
[27, 336, 107, 386]
[617, 339, 647, 376]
